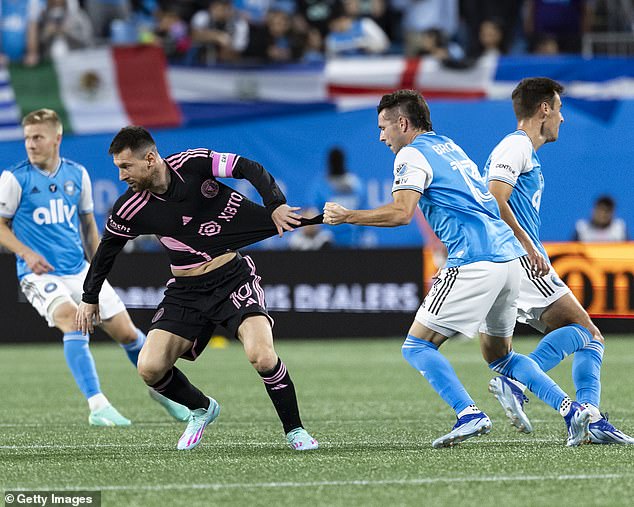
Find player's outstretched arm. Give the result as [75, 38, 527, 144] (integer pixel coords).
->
[324, 189, 420, 227]
[489, 180, 549, 276]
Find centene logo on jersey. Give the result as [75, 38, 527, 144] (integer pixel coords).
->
[32, 199, 76, 226]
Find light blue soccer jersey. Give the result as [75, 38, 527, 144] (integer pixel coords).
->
[392, 131, 525, 267]
[484, 130, 547, 260]
[0, 158, 93, 279]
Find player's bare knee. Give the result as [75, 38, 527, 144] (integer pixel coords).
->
[137, 355, 169, 385]
[246, 346, 277, 372]
[52, 302, 79, 333]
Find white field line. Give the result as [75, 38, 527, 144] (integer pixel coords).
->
[0, 437, 613, 449]
[1, 416, 621, 428]
[3, 474, 631, 492]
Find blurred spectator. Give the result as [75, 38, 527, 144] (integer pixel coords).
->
[412, 28, 464, 61]
[297, 0, 343, 36]
[0, 0, 42, 66]
[155, 7, 191, 61]
[84, 0, 131, 39]
[38, 0, 94, 60]
[399, 0, 460, 57]
[190, 0, 249, 64]
[311, 146, 368, 247]
[324, 0, 389, 56]
[459, 0, 523, 57]
[301, 27, 325, 61]
[524, 0, 595, 54]
[574, 196, 628, 242]
[288, 207, 333, 250]
[243, 7, 304, 62]
[476, 18, 505, 58]
[531, 33, 560, 54]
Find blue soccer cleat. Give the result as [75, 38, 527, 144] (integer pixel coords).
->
[148, 388, 191, 422]
[564, 401, 591, 447]
[432, 412, 492, 449]
[89, 404, 132, 427]
[177, 397, 220, 450]
[588, 413, 634, 445]
[286, 428, 319, 451]
[488, 376, 532, 434]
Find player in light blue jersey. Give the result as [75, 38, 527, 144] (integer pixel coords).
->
[0, 109, 189, 426]
[484, 77, 633, 444]
[324, 90, 590, 447]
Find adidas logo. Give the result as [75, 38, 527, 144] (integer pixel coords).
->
[182, 216, 192, 225]
[31, 187, 40, 194]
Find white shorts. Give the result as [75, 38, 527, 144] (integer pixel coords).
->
[416, 258, 521, 338]
[20, 263, 126, 327]
[515, 256, 571, 333]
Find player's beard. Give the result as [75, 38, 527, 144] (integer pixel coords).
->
[127, 178, 151, 192]
[541, 124, 559, 144]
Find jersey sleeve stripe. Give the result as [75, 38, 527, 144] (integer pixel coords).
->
[124, 191, 151, 221]
[393, 185, 424, 194]
[117, 191, 147, 218]
[488, 175, 517, 187]
[165, 148, 209, 171]
[165, 148, 208, 168]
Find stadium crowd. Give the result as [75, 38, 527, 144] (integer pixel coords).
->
[1, 0, 633, 67]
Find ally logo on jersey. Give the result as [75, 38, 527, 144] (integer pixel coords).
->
[32, 198, 77, 227]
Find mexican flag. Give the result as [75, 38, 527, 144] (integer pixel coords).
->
[5, 45, 181, 137]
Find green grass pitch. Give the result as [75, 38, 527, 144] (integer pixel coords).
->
[2, 336, 634, 506]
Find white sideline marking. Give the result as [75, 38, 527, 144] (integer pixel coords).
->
[0, 437, 612, 449]
[5, 474, 630, 492]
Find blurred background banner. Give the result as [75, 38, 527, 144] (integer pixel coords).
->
[4, 242, 633, 342]
[546, 242, 634, 319]
[2, 53, 633, 138]
[3, 45, 180, 136]
[0, 248, 424, 341]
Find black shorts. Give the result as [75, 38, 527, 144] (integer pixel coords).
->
[149, 253, 272, 356]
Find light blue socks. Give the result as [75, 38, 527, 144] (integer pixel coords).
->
[120, 328, 146, 366]
[402, 335, 475, 414]
[63, 331, 101, 399]
[529, 323, 603, 408]
[489, 350, 566, 411]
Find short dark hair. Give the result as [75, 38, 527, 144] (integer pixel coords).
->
[511, 77, 564, 120]
[596, 195, 615, 209]
[377, 90, 432, 131]
[109, 126, 157, 157]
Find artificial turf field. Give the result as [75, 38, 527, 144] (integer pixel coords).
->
[1, 336, 633, 507]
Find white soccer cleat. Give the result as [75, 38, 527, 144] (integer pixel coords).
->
[564, 402, 591, 447]
[588, 413, 634, 445]
[488, 376, 532, 434]
[177, 397, 220, 450]
[432, 412, 492, 449]
[286, 428, 319, 451]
